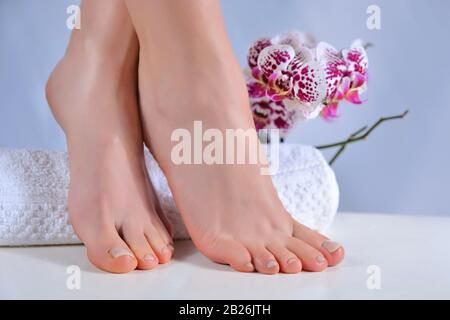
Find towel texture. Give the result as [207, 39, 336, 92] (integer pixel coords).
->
[0, 145, 338, 246]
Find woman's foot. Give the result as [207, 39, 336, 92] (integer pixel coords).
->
[126, 0, 344, 274]
[46, 1, 173, 273]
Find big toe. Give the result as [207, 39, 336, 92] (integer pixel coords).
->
[204, 238, 255, 273]
[83, 226, 138, 273]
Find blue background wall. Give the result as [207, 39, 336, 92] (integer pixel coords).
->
[1, 0, 449, 215]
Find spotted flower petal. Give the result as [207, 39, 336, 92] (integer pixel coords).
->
[345, 83, 368, 104]
[333, 76, 351, 101]
[321, 103, 339, 120]
[350, 71, 366, 89]
[342, 40, 369, 75]
[250, 66, 264, 81]
[265, 71, 292, 97]
[266, 75, 290, 101]
[250, 97, 296, 137]
[271, 30, 316, 52]
[267, 90, 288, 102]
[257, 45, 296, 79]
[247, 38, 272, 69]
[283, 98, 324, 120]
[246, 80, 266, 99]
[287, 47, 327, 112]
[316, 42, 347, 99]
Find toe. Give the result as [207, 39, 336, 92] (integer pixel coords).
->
[267, 243, 302, 274]
[122, 228, 159, 270]
[248, 246, 280, 275]
[145, 225, 173, 264]
[152, 215, 174, 250]
[206, 238, 254, 273]
[155, 207, 174, 239]
[145, 178, 174, 238]
[287, 237, 328, 272]
[83, 225, 137, 274]
[293, 221, 345, 267]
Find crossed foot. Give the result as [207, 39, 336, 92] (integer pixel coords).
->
[46, 2, 344, 275]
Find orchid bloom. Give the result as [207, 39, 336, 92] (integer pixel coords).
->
[250, 97, 297, 139]
[317, 40, 369, 119]
[247, 31, 326, 122]
[246, 31, 369, 135]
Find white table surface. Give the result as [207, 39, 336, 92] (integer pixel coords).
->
[1, 212, 449, 299]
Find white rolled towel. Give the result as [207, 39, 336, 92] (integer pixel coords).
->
[0, 144, 339, 246]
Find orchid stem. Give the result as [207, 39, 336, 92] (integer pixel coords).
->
[316, 110, 409, 165]
[364, 42, 374, 50]
[328, 125, 366, 166]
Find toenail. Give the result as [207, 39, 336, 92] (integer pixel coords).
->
[162, 246, 172, 256]
[265, 260, 278, 269]
[109, 247, 134, 258]
[144, 254, 156, 262]
[322, 240, 342, 253]
[316, 255, 326, 264]
[245, 262, 254, 271]
[287, 257, 298, 265]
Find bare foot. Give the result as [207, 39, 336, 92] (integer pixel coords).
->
[126, 0, 344, 274]
[45, 1, 173, 273]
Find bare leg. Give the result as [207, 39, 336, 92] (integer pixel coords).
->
[125, 0, 344, 274]
[46, 0, 173, 273]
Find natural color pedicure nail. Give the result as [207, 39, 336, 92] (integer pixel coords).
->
[266, 260, 278, 269]
[245, 262, 254, 271]
[144, 254, 156, 262]
[322, 240, 342, 253]
[109, 247, 133, 258]
[162, 246, 172, 256]
[316, 255, 326, 264]
[287, 257, 298, 265]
